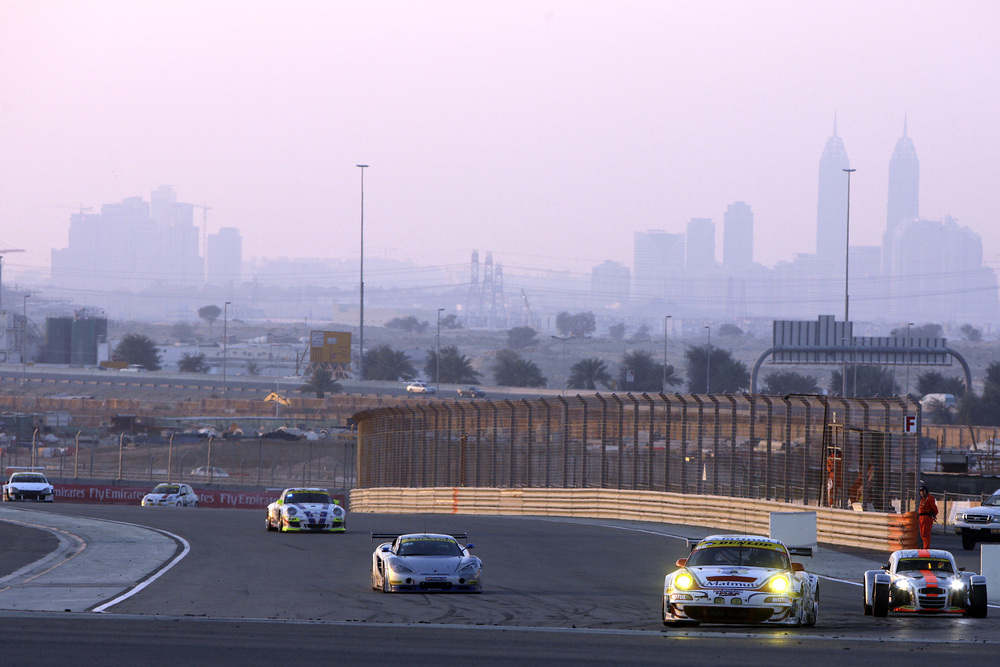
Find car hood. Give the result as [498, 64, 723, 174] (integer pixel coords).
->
[143, 493, 177, 501]
[394, 555, 476, 574]
[687, 566, 782, 588]
[285, 502, 340, 513]
[7, 482, 51, 490]
[895, 571, 959, 586]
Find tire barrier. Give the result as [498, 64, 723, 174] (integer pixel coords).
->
[351, 486, 917, 553]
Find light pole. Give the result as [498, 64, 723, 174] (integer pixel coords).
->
[436, 308, 444, 392]
[21, 294, 29, 381]
[357, 164, 368, 381]
[223, 301, 231, 396]
[704, 325, 711, 393]
[905, 322, 915, 396]
[842, 167, 855, 398]
[663, 315, 672, 392]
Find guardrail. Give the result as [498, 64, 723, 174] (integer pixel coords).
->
[350, 486, 919, 552]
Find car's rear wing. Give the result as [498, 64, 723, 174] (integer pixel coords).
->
[371, 532, 468, 542]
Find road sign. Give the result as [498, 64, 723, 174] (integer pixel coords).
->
[904, 415, 917, 434]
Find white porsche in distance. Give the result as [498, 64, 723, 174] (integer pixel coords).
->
[265, 488, 346, 532]
[141, 483, 199, 507]
[371, 533, 483, 593]
[2, 471, 55, 502]
[663, 534, 819, 626]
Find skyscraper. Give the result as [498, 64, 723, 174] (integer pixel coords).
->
[883, 117, 919, 276]
[685, 218, 716, 270]
[723, 201, 753, 271]
[816, 119, 850, 266]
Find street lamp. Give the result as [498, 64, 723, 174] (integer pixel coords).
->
[21, 294, 30, 381]
[843, 167, 855, 398]
[905, 322, 915, 396]
[357, 164, 368, 381]
[223, 301, 231, 396]
[704, 325, 711, 393]
[663, 315, 672, 392]
[436, 308, 445, 392]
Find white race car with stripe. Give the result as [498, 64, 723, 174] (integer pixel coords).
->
[863, 548, 987, 617]
[265, 488, 346, 532]
[141, 483, 199, 507]
[663, 534, 819, 626]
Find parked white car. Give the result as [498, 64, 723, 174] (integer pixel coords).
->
[141, 483, 199, 507]
[953, 488, 1000, 550]
[190, 466, 229, 478]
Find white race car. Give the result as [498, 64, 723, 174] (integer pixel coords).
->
[371, 532, 483, 593]
[863, 548, 987, 617]
[141, 483, 199, 507]
[2, 471, 55, 502]
[265, 488, 346, 532]
[663, 534, 819, 626]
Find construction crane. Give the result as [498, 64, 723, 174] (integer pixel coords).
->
[520, 288, 536, 328]
[0, 249, 25, 312]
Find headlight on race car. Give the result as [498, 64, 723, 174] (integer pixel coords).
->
[286, 506, 297, 517]
[892, 579, 909, 590]
[674, 572, 695, 590]
[332, 506, 344, 517]
[8, 487, 19, 493]
[767, 575, 790, 593]
[950, 579, 966, 591]
[457, 563, 479, 576]
[388, 560, 414, 574]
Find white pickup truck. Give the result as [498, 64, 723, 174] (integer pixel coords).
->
[954, 488, 1000, 550]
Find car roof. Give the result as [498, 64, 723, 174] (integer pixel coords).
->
[696, 535, 786, 549]
[891, 548, 955, 560]
[399, 533, 458, 541]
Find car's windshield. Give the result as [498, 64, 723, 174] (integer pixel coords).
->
[897, 558, 953, 573]
[153, 484, 179, 494]
[11, 474, 47, 484]
[284, 492, 332, 504]
[686, 545, 790, 569]
[982, 495, 1000, 507]
[396, 538, 463, 557]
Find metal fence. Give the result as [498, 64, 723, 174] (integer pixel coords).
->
[355, 394, 920, 511]
[1, 433, 357, 490]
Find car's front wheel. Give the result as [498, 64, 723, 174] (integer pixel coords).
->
[872, 582, 890, 617]
[968, 585, 988, 618]
[266, 513, 277, 531]
[962, 529, 976, 551]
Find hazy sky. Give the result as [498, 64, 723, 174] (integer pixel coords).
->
[2, 1, 998, 284]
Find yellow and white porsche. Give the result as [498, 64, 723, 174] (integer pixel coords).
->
[265, 488, 346, 532]
[663, 534, 818, 626]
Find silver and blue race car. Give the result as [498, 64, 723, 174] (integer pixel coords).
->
[141, 482, 199, 507]
[863, 548, 987, 617]
[265, 488, 346, 532]
[371, 532, 483, 593]
[663, 534, 819, 626]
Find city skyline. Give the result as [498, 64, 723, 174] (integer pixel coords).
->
[1, 2, 998, 286]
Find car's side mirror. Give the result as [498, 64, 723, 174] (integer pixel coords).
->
[882, 564, 889, 570]
[466, 543, 474, 550]
[380, 545, 391, 552]
[792, 562, 805, 572]
[676, 558, 687, 567]
[960, 567, 966, 572]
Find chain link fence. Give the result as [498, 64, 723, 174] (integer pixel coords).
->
[356, 394, 920, 511]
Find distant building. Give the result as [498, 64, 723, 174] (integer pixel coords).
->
[633, 229, 685, 300]
[723, 201, 753, 271]
[51, 185, 203, 293]
[207, 227, 243, 288]
[686, 218, 716, 270]
[590, 260, 630, 307]
[816, 119, 851, 267]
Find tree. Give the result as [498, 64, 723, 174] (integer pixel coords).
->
[618, 349, 680, 393]
[424, 346, 480, 384]
[630, 324, 651, 341]
[829, 365, 899, 397]
[760, 371, 820, 395]
[113, 334, 162, 370]
[890, 323, 942, 339]
[385, 316, 429, 334]
[567, 358, 613, 390]
[178, 352, 209, 373]
[361, 344, 416, 381]
[608, 322, 625, 341]
[298, 366, 340, 398]
[718, 323, 744, 337]
[957, 361, 1000, 426]
[506, 326, 538, 350]
[684, 344, 749, 393]
[555, 311, 596, 338]
[246, 361, 261, 376]
[960, 324, 982, 343]
[915, 371, 966, 398]
[169, 321, 197, 342]
[198, 305, 222, 334]
[440, 313, 464, 330]
[493, 349, 546, 387]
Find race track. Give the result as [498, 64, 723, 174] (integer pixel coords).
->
[2, 504, 999, 665]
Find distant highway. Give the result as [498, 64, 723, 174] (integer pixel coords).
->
[0, 364, 564, 401]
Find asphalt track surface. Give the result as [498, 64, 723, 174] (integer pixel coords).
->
[2, 503, 1000, 666]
